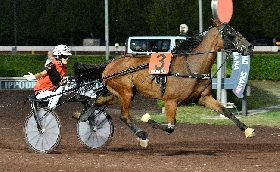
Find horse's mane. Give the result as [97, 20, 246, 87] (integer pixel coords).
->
[171, 35, 204, 54]
[172, 27, 213, 54]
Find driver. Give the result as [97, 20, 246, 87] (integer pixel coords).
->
[23, 44, 72, 109]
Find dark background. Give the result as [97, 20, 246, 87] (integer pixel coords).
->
[0, 0, 279, 46]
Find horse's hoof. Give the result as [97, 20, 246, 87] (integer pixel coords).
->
[245, 128, 256, 138]
[72, 112, 81, 120]
[137, 138, 149, 148]
[141, 113, 151, 123]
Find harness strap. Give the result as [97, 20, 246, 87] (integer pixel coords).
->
[185, 57, 192, 74]
[169, 72, 210, 79]
[154, 75, 166, 97]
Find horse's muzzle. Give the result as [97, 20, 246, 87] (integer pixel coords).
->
[241, 44, 253, 56]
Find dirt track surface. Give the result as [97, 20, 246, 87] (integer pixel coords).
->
[1, 90, 280, 172]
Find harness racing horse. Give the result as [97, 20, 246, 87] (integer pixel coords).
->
[97, 20, 255, 147]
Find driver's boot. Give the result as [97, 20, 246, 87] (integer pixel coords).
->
[79, 105, 97, 122]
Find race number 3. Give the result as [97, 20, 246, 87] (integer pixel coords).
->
[149, 52, 172, 74]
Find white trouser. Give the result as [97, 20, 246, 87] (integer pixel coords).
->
[36, 82, 97, 109]
[36, 86, 64, 109]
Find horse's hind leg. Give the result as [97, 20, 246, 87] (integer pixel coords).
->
[198, 95, 255, 138]
[109, 86, 149, 147]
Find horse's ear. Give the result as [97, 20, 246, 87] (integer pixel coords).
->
[211, 18, 222, 27]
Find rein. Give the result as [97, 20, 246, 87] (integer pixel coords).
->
[101, 48, 230, 81]
[102, 51, 226, 81]
[102, 63, 149, 80]
[101, 50, 217, 81]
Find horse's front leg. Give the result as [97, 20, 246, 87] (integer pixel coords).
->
[141, 100, 177, 134]
[119, 94, 149, 147]
[198, 95, 255, 138]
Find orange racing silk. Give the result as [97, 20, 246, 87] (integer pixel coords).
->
[34, 60, 66, 95]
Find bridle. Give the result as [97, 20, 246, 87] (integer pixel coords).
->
[218, 24, 252, 56]
[172, 24, 252, 56]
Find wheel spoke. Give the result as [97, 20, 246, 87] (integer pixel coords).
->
[77, 110, 113, 149]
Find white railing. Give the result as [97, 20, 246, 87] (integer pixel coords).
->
[0, 46, 125, 53]
[253, 46, 279, 52]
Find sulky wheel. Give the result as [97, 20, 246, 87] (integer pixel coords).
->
[77, 110, 113, 149]
[24, 108, 61, 153]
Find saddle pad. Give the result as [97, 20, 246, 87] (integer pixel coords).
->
[149, 52, 172, 74]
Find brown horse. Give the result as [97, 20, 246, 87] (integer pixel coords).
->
[97, 20, 255, 147]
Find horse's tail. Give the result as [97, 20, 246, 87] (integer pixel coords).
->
[73, 60, 112, 81]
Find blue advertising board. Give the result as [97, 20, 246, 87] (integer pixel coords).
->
[0, 78, 36, 89]
[212, 52, 250, 98]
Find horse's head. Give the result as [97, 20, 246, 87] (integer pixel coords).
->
[213, 20, 253, 56]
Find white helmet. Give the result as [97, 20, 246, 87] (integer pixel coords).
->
[180, 24, 188, 34]
[53, 44, 72, 58]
